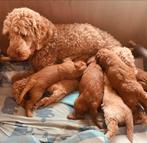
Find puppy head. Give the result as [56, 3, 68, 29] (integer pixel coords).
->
[3, 7, 56, 61]
[87, 56, 96, 65]
[96, 48, 112, 70]
[74, 61, 87, 74]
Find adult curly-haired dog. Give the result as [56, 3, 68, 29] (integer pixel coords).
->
[96, 48, 147, 118]
[3, 7, 136, 71]
[3, 7, 139, 107]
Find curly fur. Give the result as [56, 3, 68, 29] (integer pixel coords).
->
[3, 7, 136, 71]
[96, 48, 147, 116]
[13, 78, 79, 116]
[103, 75, 133, 143]
[111, 46, 137, 73]
[68, 59, 104, 128]
[12, 76, 29, 103]
[136, 68, 147, 91]
[3, 8, 56, 62]
[15, 59, 86, 117]
[35, 80, 79, 108]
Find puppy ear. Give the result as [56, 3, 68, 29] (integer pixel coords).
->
[87, 56, 96, 65]
[74, 61, 87, 71]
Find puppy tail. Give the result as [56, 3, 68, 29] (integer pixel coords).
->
[125, 109, 134, 143]
[18, 78, 36, 104]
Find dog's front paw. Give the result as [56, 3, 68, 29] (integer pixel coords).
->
[35, 97, 52, 109]
[67, 112, 84, 120]
[67, 113, 77, 120]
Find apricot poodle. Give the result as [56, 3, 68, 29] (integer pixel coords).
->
[96, 48, 147, 117]
[68, 58, 104, 128]
[103, 75, 133, 143]
[15, 59, 86, 116]
[4, 7, 143, 109]
[3, 7, 136, 71]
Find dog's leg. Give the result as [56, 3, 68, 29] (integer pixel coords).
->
[125, 110, 134, 143]
[17, 78, 36, 104]
[90, 102, 102, 129]
[105, 119, 119, 140]
[35, 80, 79, 108]
[26, 89, 44, 117]
[35, 90, 67, 108]
[25, 100, 34, 117]
[67, 111, 85, 120]
[67, 95, 86, 120]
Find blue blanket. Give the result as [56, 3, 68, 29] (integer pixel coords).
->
[0, 61, 108, 143]
[0, 61, 146, 143]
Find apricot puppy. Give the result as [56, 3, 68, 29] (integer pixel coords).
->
[12, 78, 79, 116]
[15, 59, 87, 117]
[96, 48, 147, 117]
[35, 79, 79, 108]
[68, 58, 104, 128]
[103, 75, 133, 143]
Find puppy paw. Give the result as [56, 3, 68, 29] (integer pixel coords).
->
[67, 113, 84, 120]
[35, 97, 52, 109]
[67, 113, 77, 120]
[26, 109, 33, 117]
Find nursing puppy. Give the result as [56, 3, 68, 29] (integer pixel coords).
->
[13, 78, 79, 116]
[103, 75, 133, 143]
[16, 59, 87, 117]
[96, 48, 147, 118]
[68, 57, 104, 128]
[35, 79, 79, 108]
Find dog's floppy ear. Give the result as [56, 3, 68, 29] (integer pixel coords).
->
[35, 16, 56, 51]
[36, 44, 42, 51]
[3, 16, 11, 35]
[87, 56, 96, 65]
[3, 25, 9, 35]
